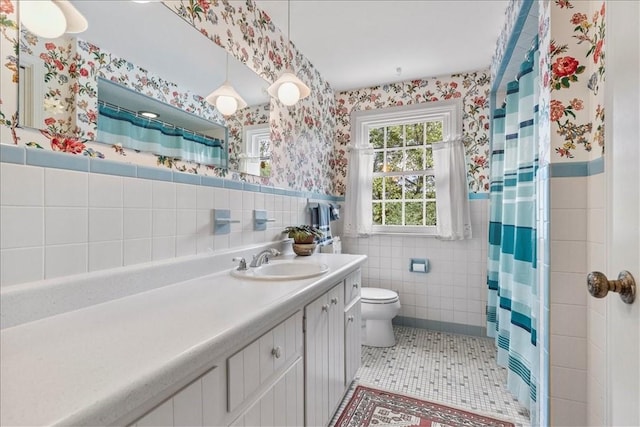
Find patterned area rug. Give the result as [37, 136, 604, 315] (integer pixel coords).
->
[334, 385, 516, 427]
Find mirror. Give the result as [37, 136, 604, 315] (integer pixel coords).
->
[17, 0, 272, 176]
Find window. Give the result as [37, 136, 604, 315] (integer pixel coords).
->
[371, 120, 441, 230]
[242, 124, 271, 177]
[352, 100, 460, 235]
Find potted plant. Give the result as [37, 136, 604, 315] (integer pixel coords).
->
[284, 225, 324, 256]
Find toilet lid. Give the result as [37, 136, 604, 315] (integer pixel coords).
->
[361, 287, 399, 304]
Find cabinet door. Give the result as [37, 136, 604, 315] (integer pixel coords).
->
[230, 358, 304, 427]
[304, 292, 329, 427]
[344, 269, 361, 304]
[344, 300, 362, 386]
[327, 283, 345, 414]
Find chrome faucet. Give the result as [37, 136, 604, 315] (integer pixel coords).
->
[249, 248, 280, 268]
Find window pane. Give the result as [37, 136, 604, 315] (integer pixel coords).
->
[405, 202, 424, 225]
[384, 176, 402, 200]
[386, 150, 403, 172]
[373, 152, 384, 172]
[425, 147, 434, 169]
[426, 201, 437, 225]
[405, 123, 423, 146]
[372, 202, 382, 225]
[384, 202, 402, 225]
[405, 175, 423, 199]
[426, 121, 443, 143]
[370, 127, 384, 148]
[372, 177, 383, 200]
[405, 148, 424, 171]
[426, 175, 436, 198]
[387, 125, 403, 148]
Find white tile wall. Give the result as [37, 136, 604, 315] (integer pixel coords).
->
[586, 173, 606, 427]
[0, 165, 313, 287]
[548, 173, 605, 426]
[342, 199, 489, 329]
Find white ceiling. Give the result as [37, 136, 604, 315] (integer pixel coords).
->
[254, 0, 509, 91]
[69, 1, 508, 102]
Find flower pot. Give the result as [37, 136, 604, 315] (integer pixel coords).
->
[293, 243, 316, 256]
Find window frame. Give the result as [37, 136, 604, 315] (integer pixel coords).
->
[352, 99, 462, 235]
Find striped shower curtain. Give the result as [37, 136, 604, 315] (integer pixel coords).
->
[487, 40, 539, 417]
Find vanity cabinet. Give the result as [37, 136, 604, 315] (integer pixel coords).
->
[344, 269, 362, 385]
[304, 281, 345, 427]
[131, 311, 303, 427]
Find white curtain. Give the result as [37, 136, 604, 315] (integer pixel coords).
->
[433, 138, 472, 240]
[343, 145, 374, 237]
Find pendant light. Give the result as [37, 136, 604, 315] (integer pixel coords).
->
[206, 53, 248, 116]
[20, 0, 87, 39]
[267, 0, 310, 106]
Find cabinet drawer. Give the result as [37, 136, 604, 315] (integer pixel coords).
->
[227, 311, 303, 413]
[344, 269, 361, 304]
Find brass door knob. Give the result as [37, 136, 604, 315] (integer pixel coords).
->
[587, 271, 636, 304]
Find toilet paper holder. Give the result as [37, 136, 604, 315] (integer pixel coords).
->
[409, 258, 429, 273]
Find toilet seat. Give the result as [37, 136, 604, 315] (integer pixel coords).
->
[361, 287, 399, 304]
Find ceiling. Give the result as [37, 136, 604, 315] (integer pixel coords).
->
[70, 1, 508, 101]
[254, 0, 509, 91]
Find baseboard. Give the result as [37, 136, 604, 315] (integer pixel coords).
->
[393, 316, 487, 337]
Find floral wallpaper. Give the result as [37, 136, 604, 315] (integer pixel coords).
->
[165, 0, 338, 193]
[549, 0, 605, 160]
[0, 0, 338, 194]
[333, 71, 492, 195]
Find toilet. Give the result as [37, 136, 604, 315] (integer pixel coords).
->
[360, 287, 401, 347]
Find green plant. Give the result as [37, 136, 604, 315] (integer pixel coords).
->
[284, 225, 324, 243]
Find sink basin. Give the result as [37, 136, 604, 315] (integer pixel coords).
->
[231, 260, 329, 281]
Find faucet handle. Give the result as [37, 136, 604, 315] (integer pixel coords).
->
[232, 257, 247, 271]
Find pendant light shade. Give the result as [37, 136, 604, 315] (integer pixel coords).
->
[20, 0, 87, 39]
[267, 71, 310, 106]
[268, 0, 310, 106]
[205, 54, 247, 116]
[206, 82, 247, 116]
[53, 1, 88, 33]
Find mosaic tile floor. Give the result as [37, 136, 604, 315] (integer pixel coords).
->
[332, 326, 530, 427]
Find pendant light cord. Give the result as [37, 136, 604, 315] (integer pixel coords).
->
[287, 0, 292, 71]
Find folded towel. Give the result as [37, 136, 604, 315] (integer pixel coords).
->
[310, 203, 332, 245]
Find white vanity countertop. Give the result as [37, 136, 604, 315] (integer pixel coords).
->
[0, 253, 366, 426]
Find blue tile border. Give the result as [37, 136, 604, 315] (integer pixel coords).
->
[588, 156, 604, 175]
[394, 316, 487, 338]
[201, 176, 225, 188]
[469, 192, 489, 200]
[0, 144, 25, 164]
[243, 183, 260, 192]
[223, 180, 244, 190]
[172, 171, 201, 185]
[26, 148, 89, 172]
[550, 157, 604, 178]
[0, 144, 344, 202]
[136, 165, 173, 182]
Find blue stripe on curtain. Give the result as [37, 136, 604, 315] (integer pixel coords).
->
[487, 36, 539, 418]
[97, 103, 228, 167]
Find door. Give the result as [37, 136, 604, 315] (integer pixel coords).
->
[604, 2, 639, 424]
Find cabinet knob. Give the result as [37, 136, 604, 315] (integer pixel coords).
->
[330, 297, 338, 305]
[347, 316, 354, 322]
[321, 304, 329, 312]
[271, 346, 282, 359]
[353, 283, 359, 289]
